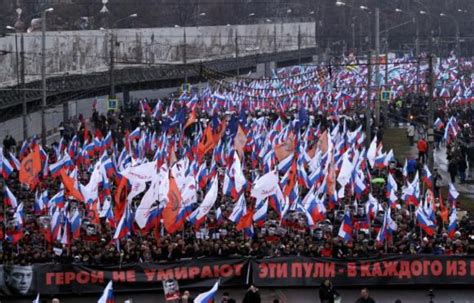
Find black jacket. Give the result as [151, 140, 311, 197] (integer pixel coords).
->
[319, 284, 339, 303]
[242, 290, 261, 303]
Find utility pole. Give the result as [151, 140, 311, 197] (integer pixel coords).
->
[273, 23, 277, 53]
[454, 21, 460, 55]
[183, 29, 188, 84]
[109, 32, 115, 98]
[374, 7, 380, 127]
[427, 54, 435, 171]
[415, 21, 420, 95]
[366, 50, 372, 148]
[235, 30, 239, 76]
[297, 25, 301, 65]
[41, 10, 47, 146]
[314, 13, 318, 55]
[20, 34, 27, 140]
[108, 13, 137, 101]
[384, 43, 389, 129]
[351, 21, 355, 50]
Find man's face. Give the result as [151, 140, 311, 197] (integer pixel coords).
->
[6, 266, 33, 294]
[165, 280, 177, 292]
[361, 289, 369, 299]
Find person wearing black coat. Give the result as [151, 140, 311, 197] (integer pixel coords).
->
[242, 285, 261, 303]
[448, 159, 458, 183]
[319, 279, 340, 303]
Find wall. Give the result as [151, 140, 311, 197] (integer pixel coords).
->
[0, 62, 269, 143]
[0, 22, 315, 86]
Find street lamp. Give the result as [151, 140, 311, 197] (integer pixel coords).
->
[107, 13, 137, 103]
[439, 12, 460, 54]
[6, 25, 28, 140]
[394, 8, 419, 59]
[115, 13, 137, 25]
[41, 7, 54, 146]
[199, 12, 206, 16]
[335, 1, 371, 51]
[248, 13, 255, 17]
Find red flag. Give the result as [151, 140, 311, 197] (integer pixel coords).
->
[59, 169, 84, 202]
[184, 109, 197, 130]
[163, 176, 183, 234]
[19, 145, 42, 189]
[114, 176, 129, 222]
[168, 144, 178, 166]
[236, 208, 254, 231]
[439, 191, 448, 224]
[283, 160, 297, 197]
[196, 125, 216, 162]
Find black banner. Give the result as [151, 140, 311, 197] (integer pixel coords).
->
[0, 258, 248, 297]
[252, 255, 474, 287]
[1, 256, 473, 297]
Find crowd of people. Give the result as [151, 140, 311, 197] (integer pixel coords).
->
[0, 57, 472, 271]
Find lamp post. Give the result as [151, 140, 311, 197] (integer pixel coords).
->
[336, 1, 373, 142]
[439, 13, 460, 55]
[6, 26, 27, 140]
[107, 13, 137, 100]
[335, 1, 371, 51]
[394, 8, 419, 61]
[414, 1, 435, 171]
[41, 7, 54, 146]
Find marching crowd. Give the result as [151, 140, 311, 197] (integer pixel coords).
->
[0, 58, 473, 268]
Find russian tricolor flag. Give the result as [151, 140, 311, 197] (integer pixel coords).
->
[8, 152, 21, 170]
[34, 190, 48, 214]
[194, 280, 220, 303]
[113, 206, 133, 240]
[422, 165, 433, 189]
[415, 207, 436, 236]
[4, 185, 18, 208]
[49, 190, 65, 209]
[103, 131, 113, 149]
[129, 127, 141, 141]
[49, 158, 65, 177]
[448, 207, 457, 238]
[448, 183, 459, 206]
[338, 208, 353, 242]
[433, 117, 444, 130]
[252, 199, 268, 227]
[97, 281, 114, 303]
[228, 195, 246, 223]
[373, 152, 386, 169]
[0, 150, 14, 179]
[70, 209, 81, 239]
